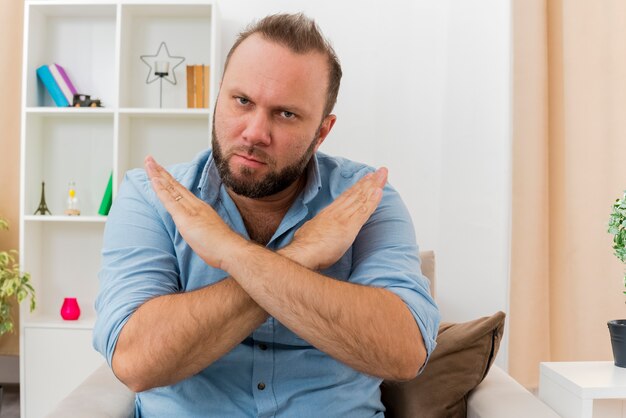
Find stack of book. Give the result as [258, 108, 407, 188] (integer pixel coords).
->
[186, 64, 210, 108]
[36, 63, 78, 107]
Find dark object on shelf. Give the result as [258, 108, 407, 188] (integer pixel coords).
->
[608, 319, 626, 367]
[72, 94, 102, 108]
[34, 181, 52, 215]
[140, 41, 185, 108]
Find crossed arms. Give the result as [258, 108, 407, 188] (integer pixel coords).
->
[109, 157, 428, 392]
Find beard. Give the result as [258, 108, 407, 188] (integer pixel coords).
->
[211, 123, 320, 199]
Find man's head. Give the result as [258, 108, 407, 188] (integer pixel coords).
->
[224, 13, 342, 118]
[212, 13, 342, 199]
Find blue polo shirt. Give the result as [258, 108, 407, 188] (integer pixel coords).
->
[93, 149, 439, 417]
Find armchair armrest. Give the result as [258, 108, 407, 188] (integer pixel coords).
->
[47, 363, 134, 418]
[50, 362, 559, 418]
[467, 366, 560, 418]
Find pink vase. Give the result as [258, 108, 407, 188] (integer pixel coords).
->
[60, 297, 81, 320]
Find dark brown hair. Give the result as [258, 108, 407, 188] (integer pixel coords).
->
[224, 13, 342, 118]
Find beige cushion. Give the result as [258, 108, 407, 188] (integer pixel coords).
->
[381, 311, 506, 418]
[419, 250, 436, 298]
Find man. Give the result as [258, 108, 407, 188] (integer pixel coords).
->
[94, 13, 439, 417]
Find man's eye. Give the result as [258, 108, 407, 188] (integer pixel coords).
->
[281, 110, 295, 119]
[236, 97, 250, 105]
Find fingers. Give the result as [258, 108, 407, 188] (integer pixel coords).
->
[348, 168, 386, 218]
[339, 168, 387, 210]
[319, 167, 387, 227]
[144, 155, 196, 210]
[373, 167, 388, 188]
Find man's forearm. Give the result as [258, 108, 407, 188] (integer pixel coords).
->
[140, 157, 422, 381]
[111, 241, 328, 392]
[225, 242, 426, 381]
[112, 277, 267, 392]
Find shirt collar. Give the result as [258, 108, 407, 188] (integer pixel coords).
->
[197, 150, 322, 206]
[302, 153, 322, 205]
[198, 151, 221, 205]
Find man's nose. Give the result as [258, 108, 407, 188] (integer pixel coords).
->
[241, 111, 271, 146]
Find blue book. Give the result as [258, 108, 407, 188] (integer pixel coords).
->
[36, 65, 69, 107]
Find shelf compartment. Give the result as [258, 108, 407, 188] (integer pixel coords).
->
[21, 221, 104, 323]
[118, 3, 214, 109]
[24, 113, 114, 217]
[24, 3, 117, 108]
[117, 112, 210, 185]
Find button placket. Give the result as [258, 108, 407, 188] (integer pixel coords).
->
[251, 319, 277, 417]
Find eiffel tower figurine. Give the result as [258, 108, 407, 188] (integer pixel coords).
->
[34, 181, 52, 215]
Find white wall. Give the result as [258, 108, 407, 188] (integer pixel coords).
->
[217, 0, 512, 367]
[436, 1, 512, 368]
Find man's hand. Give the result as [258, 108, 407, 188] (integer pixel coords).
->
[144, 155, 246, 270]
[146, 154, 387, 273]
[284, 168, 387, 270]
[142, 158, 423, 382]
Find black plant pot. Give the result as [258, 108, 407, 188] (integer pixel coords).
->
[608, 319, 626, 367]
[0, 384, 3, 415]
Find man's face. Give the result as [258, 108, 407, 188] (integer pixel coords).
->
[213, 34, 334, 199]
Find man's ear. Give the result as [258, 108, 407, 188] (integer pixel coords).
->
[314, 114, 337, 152]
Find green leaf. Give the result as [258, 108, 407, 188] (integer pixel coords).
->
[0, 220, 36, 333]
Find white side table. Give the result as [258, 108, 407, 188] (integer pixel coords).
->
[539, 361, 626, 418]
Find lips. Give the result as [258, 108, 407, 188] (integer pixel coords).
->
[236, 153, 265, 164]
[232, 153, 267, 168]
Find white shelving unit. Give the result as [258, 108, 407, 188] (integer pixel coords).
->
[19, 1, 220, 416]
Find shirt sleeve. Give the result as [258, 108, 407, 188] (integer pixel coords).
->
[348, 177, 440, 372]
[93, 170, 181, 367]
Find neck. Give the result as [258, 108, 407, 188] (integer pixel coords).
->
[226, 174, 307, 219]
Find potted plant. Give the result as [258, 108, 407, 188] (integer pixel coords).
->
[607, 191, 626, 367]
[0, 215, 36, 411]
[0, 216, 36, 334]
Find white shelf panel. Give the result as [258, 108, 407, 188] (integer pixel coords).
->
[27, 3, 117, 16]
[122, 2, 214, 17]
[28, 1, 216, 13]
[22, 316, 95, 330]
[24, 215, 107, 223]
[26, 107, 115, 117]
[119, 107, 211, 118]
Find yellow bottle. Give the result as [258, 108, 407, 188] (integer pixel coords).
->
[64, 181, 80, 216]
